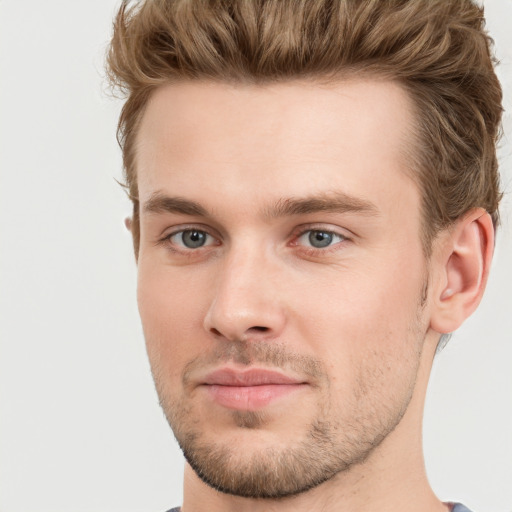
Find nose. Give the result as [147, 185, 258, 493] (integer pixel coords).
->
[203, 245, 286, 343]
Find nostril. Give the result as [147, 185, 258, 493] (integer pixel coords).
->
[250, 326, 269, 332]
[208, 325, 269, 340]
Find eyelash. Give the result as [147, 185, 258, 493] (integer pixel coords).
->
[157, 225, 350, 256]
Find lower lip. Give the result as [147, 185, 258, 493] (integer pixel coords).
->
[204, 384, 306, 410]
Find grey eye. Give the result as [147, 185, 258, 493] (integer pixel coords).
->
[296, 229, 346, 249]
[308, 231, 334, 248]
[169, 229, 214, 249]
[167, 229, 217, 251]
[181, 230, 207, 248]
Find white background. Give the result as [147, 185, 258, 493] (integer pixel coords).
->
[0, 1, 511, 511]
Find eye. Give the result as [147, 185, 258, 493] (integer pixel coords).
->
[168, 229, 216, 249]
[297, 230, 346, 249]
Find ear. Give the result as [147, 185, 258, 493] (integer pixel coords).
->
[430, 209, 494, 334]
[124, 216, 133, 232]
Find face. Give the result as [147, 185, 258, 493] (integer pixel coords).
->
[135, 79, 431, 498]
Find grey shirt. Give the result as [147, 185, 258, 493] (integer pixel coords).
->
[166, 504, 473, 512]
[453, 505, 473, 512]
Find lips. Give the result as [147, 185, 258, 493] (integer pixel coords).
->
[201, 368, 308, 410]
[203, 368, 304, 386]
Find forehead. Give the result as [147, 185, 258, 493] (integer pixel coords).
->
[135, 79, 418, 221]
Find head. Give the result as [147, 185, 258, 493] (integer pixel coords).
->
[106, 0, 502, 501]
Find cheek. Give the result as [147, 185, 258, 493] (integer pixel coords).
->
[293, 271, 425, 422]
[136, 260, 210, 377]
[290, 252, 427, 373]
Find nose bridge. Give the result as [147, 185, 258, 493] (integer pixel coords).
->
[204, 239, 285, 341]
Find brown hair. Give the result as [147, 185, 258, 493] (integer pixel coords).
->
[106, 0, 503, 257]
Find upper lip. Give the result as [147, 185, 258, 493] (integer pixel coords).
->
[202, 368, 305, 386]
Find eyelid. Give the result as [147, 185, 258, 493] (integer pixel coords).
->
[292, 223, 352, 240]
[160, 223, 219, 238]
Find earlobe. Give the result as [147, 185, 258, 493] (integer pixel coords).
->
[430, 209, 494, 334]
[125, 217, 133, 232]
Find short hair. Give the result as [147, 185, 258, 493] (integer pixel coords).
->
[106, 0, 503, 257]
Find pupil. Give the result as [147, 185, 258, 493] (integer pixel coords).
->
[309, 231, 332, 248]
[182, 230, 206, 248]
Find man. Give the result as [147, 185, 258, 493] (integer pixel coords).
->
[106, 1, 503, 511]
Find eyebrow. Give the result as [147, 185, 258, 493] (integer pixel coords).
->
[143, 193, 209, 217]
[142, 191, 379, 219]
[263, 193, 379, 219]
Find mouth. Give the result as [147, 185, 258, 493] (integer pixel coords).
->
[200, 367, 309, 410]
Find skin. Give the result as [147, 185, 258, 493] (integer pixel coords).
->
[132, 79, 494, 512]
